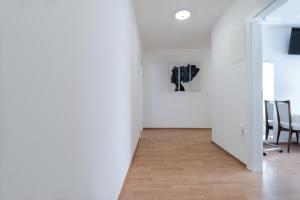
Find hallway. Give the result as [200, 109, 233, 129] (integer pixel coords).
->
[2, 1, 300, 199]
[120, 129, 300, 200]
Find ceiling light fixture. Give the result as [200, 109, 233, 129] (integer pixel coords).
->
[175, 10, 191, 21]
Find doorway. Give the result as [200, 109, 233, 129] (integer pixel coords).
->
[262, 61, 275, 140]
[251, 0, 289, 171]
[252, 0, 300, 172]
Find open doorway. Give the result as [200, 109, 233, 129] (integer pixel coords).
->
[262, 61, 275, 141]
[252, 0, 300, 174]
[262, 0, 300, 155]
[250, 2, 300, 198]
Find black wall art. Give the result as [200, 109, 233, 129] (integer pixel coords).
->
[169, 64, 200, 92]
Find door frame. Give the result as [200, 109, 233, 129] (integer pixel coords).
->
[250, 0, 288, 172]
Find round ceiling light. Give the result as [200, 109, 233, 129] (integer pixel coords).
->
[175, 10, 191, 21]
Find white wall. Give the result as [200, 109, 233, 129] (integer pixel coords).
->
[143, 49, 212, 128]
[263, 25, 300, 142]
[0, 0, 141, 199]
[211, 0, 272, 167]
[263, 25, 300, 113]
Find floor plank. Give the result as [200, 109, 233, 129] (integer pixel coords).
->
[120, 129, 300, 200]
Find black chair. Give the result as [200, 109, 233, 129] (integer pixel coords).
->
[275, 100, 300, 153]
[264, 101, 282, 156]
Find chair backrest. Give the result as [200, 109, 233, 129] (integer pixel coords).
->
[265, 101, 274, 125]
[275, 100, 292, 129]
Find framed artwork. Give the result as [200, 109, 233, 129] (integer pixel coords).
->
[169, 63, 200, 92]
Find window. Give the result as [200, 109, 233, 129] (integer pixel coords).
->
[263, 62, 275, 101]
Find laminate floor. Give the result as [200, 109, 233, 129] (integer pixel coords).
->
[120, 129, 300, 200]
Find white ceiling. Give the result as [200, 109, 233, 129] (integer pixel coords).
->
[267, 0, 300, 26]
[133, 0, 234, 50]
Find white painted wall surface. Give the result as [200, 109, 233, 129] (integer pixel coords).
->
[211, 0, 272, 167]
[143, 49, 212, 128]
[0, 0, 141, 199]
[263, 25, 300, 142]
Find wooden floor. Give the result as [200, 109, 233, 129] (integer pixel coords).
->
[120, 129, 300, 200]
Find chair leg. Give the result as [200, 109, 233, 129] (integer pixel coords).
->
[288, 131, 292, 153]
[276, 130, 281, 145]
[265, 127, 269, 140]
